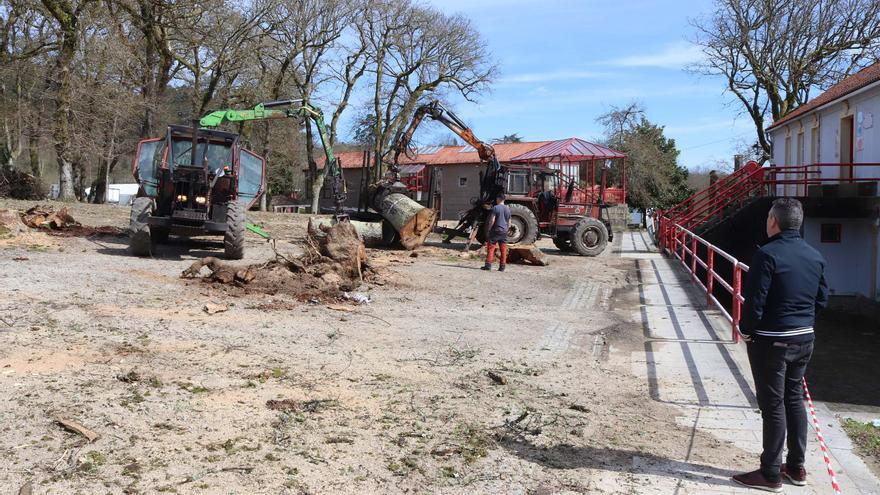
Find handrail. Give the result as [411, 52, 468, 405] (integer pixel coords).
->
[657, 218, 749, 342]
[653, 160, 880, 355]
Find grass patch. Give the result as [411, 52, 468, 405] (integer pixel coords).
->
[175, 381, 210, 394]
[78, 451, 107, 474]
[842, 418, 880, 463]
[455, 423, 495, 464]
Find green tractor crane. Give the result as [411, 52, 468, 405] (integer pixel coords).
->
[128, 99, 345, 260]
[199, 99, 347, 220]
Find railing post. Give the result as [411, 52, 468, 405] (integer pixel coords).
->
[691, 235, 698, 282]
[732, 263, 743, 343]
[706, 248, 715, 307]
[659, 217, 665, 250]
[680, 230, 686, 262]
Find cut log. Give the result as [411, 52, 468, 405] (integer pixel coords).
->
[371, 192, 437, 250]
[508, 245, 549, 266]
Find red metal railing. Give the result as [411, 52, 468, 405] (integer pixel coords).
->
[660, 162, 880, 246]
[559, 184, 626, 205]
[654, 160, 880, 342]
[658, 220, 749, 342]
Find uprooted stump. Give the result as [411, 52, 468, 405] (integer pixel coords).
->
[306, 219, 367, 281]
[183, 220, 371, 300]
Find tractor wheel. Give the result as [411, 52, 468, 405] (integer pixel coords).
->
[152, 227, 169, 244]
[224, 200, 246, 260]
[129, 197, 153, 257]
[553, 233, 575, 252]
[571, 217, 608, 257]
[506, 204, 539, 245]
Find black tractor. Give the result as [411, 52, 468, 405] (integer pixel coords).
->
[129, 124, 265, 259]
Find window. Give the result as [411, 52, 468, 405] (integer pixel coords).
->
[507, 171, 528, 195]
[820, 223, 841, 243]
[459, 177, 467, 187]
[237, 149, 264, 206]
[170, 138, 233, 173]
[134, 139, 164, 196]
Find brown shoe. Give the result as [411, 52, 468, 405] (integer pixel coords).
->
[781, 465, 807, 486]
[732, 469, 783, 492]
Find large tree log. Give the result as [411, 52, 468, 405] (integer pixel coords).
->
[371, 192, 437, 250]
[308, 217, 384, 247]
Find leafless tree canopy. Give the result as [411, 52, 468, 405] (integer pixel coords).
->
[691, 0, 880, 159]
[0, 0, 496, 203]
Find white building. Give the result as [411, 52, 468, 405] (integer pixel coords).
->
[766, 62, 880, 300]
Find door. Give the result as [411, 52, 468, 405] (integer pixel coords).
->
[840, 116, 854, 181]
[133, 138, 164, 197]
[238, 149, 265, 209]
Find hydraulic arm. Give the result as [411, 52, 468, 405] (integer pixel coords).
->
[200, 99, 347, 219]
[390, 100, 506, 236]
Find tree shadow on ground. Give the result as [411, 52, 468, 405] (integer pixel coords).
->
[499, 437, 740, 489]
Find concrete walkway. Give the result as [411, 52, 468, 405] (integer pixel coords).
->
[621, 229, 880, 494]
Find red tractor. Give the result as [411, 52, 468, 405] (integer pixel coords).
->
[130, 123, 265, 259]
[387, 100, 614, 256]
[501, 164, 612, 256]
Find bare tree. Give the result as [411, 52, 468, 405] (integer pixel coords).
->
[167, 0, 271, 117]
[107, 0, 182, 137]
[40, 0, 97, 200]
[596, 101, 644, 150]
[364, 1, 496, 181]
[1, 1, 53, 172]
[266, 0, 359, 213]
[492, 133, 523, 144]
[691, 0, 880, 159]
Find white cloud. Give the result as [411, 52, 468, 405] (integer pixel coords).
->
[607, 42, 704, 69]
[498, 70, 612, 84]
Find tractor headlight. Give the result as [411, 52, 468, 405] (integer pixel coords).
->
[195, 196, 207, 205]
[176, 194, 187, 202]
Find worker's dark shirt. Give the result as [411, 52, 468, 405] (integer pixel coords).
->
[490, 204, 511, 242]
[741, 229, 828, 343]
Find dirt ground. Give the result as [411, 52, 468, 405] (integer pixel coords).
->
[0, 199, 747, 494]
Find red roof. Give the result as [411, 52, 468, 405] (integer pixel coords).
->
[315, 150, 371, 170]
[510, 137, 625, 161]
[312, 139, 623, 170]
[398, 141, 550, 165]
[314, 142, 549, 169]
[768, 62, 880, 130]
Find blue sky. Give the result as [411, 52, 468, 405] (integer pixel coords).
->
[421, 0, 757, 170]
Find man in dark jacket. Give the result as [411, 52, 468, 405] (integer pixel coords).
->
[733, 198, 828, 492]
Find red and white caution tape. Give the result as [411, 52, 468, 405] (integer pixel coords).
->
[802, 377, 842, 494]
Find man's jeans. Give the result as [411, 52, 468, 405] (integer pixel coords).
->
[746, 338, 814, 482]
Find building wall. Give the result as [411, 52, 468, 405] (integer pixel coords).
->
[769, 83, 880, 183]
[766, 84, 880, 300]
[803, 217, 878, 298]
[436, 164, 482, 220]
[313, 168, 371, 210]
